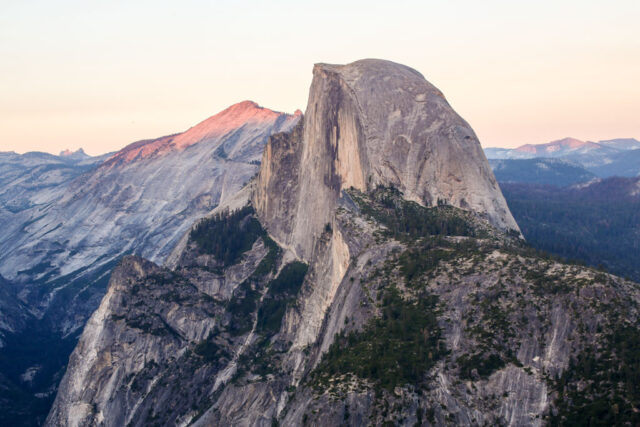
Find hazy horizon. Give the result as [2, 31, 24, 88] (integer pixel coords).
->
[2, 0, 639, 156]
[2, 96, 638, 157]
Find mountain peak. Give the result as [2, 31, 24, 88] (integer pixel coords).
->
[313, 59, 441, 100]
[236, 99, 259, 107]
[486, 136, 640, 161]
[515, 137, 599, 154]
[59, 148, 88, 159]
[104, 101, 299, 166]
[171, 101, 284, 150]
[550, 137, 588, 146]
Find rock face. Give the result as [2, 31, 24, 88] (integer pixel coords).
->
[46, 255, 238, 427]
[47, 60, 640, 427]
[47, 205, 280, 427]
[0, 102, 299, 425]
[254, 59, 518, 261]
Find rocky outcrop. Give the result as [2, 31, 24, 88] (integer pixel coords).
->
[47, 222, 273, 427]
[252, 119, 305, 253]
[46, 256, 221, 427]
[254, 59, 518, 261]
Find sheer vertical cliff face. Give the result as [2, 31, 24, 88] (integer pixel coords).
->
[252, 120, 304, 253]
[254, 59, 518, 261]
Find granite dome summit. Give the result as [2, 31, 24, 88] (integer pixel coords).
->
[255, 59, 519, 261]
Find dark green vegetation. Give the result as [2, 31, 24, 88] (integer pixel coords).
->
[489, 158, 596, 186]
[257, 261, 308, 336]
[501, 178, 640, 281]
[457, 353, 507, 380]
[190, 205, 264, 267]
[226, 281, 261, 336]
[225, 239, 281, 336]
[251, 234, 280, 278]
[347, 186, 482, 240]
[222, 212, 282, 336]
[310, 185, 640, 425]
[398, 238, 522, 383]
[233, 262, 309, 380]
[551, 323, 640, 426]
[193, 339, 230, 364]
[313, 287, 446, 392]
[398, 239, 456, 285]
[190, 205, 286, 336]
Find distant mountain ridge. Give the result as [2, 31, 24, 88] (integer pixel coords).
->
[485, 137, 640, 160]
[484, 137, 640, 180]
[0, 150, 111, 215]
[58, 148, 89, 160]
[489, 158, 597, 187]
[514, 137, 604, 156]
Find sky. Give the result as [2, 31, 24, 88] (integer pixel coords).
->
[1, 0, 639, 155]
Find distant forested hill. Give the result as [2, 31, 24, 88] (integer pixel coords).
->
[489, 158, 596, 186]
[501, 177, 640, 281]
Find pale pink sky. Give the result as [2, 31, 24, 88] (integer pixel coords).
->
[1, 0, 638, 155]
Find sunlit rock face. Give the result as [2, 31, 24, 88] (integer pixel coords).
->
[254, 59, 519, 261]
[104, 101, 302, 166]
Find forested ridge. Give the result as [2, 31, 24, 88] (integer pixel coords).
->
[500, 178, 640, 281]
